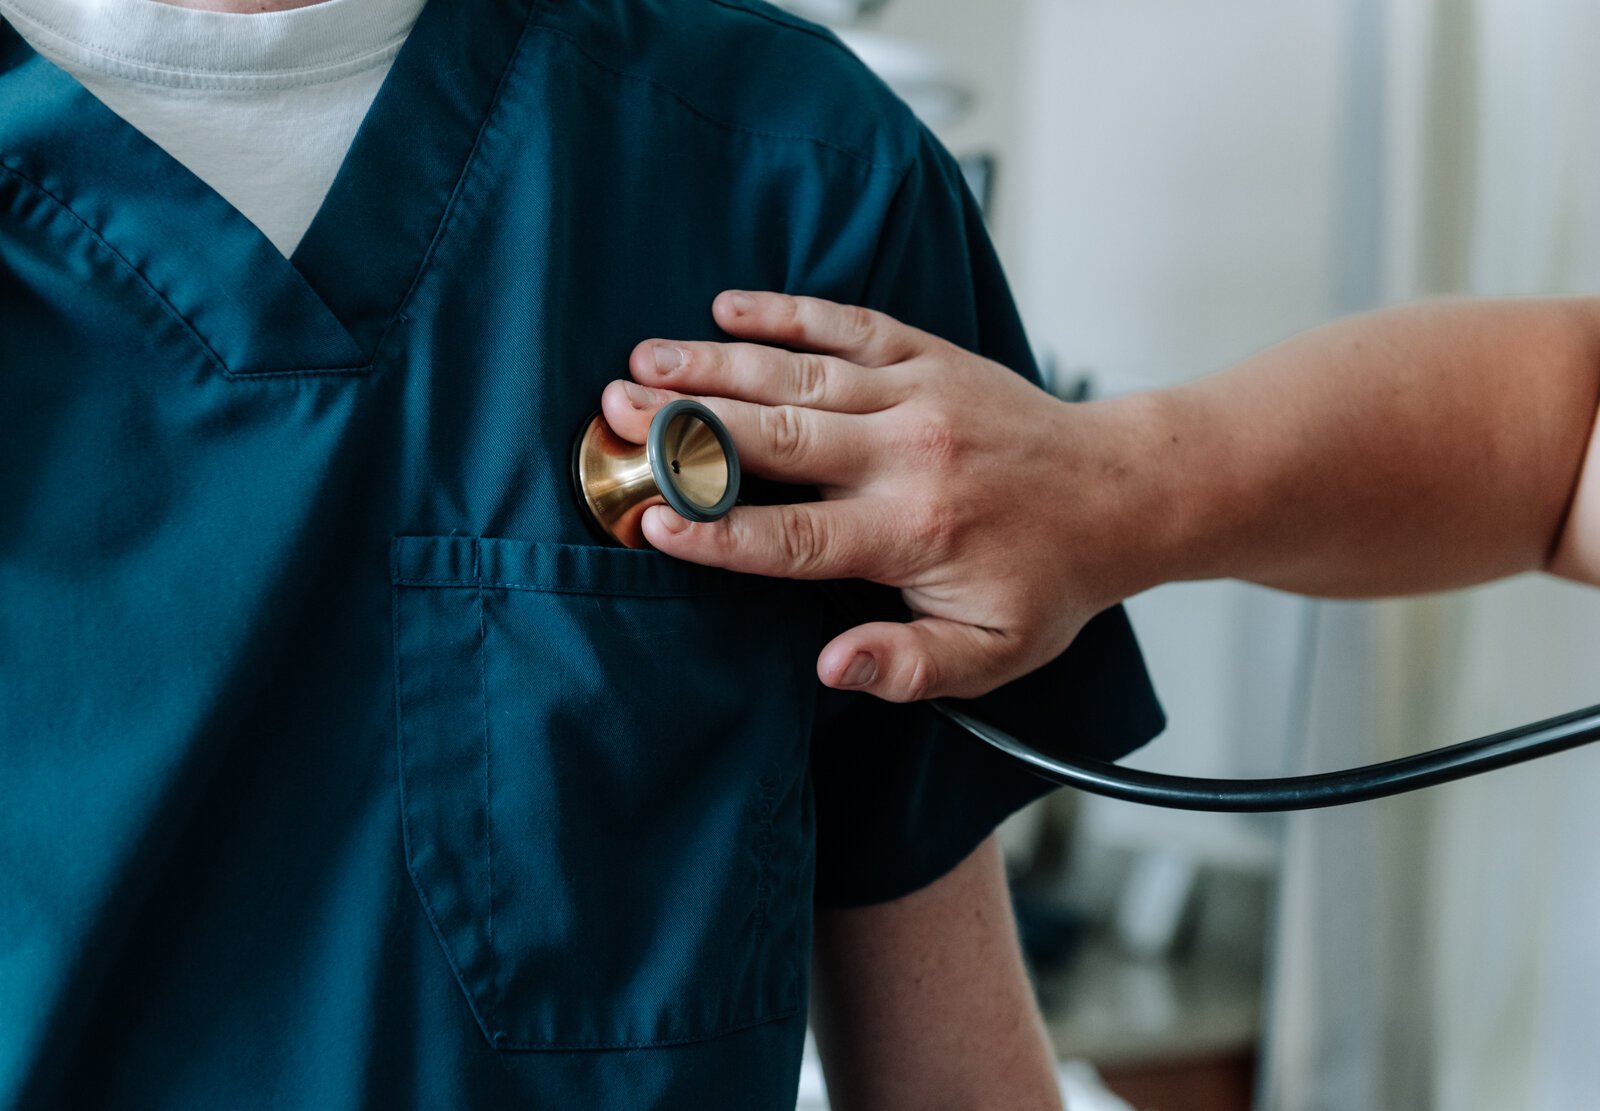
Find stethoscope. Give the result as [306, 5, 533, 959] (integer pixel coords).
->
[573, 401, 1600, 813]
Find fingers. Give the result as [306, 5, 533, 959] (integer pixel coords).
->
[599, 379, 669, 444]
[600, 379, 871, 485]
[641, 498, 903, 581]
[710, 291, 934, 369]
[629, 337, 906, 413]
[817, 617, 1022, 703]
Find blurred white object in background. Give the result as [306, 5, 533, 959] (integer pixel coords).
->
[1057, 1061, 1138, 1111]
[772, 1, 977, 129]
[774, 0, 890, 25]
[834, 30, 972, 128]
[794, 1037, 827, 1110]
[1114, 850, 1201, 961]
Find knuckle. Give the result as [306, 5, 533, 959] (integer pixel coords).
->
[909, 410, 963, 467]
[789, 354, 830, 407]
[916, 497, 962, 554]
[844, 305, 878, 349]
[775, 505, 826, 573]
[903, 654, 939, 702]
[716, 514, 752, 558]
[761, 404, 811, 466]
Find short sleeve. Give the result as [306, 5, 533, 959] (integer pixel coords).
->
[809, 126, 1166, 908]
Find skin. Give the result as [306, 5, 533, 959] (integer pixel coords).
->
[602, 291, 1600, 703]
[813, 835, 1061, 1111]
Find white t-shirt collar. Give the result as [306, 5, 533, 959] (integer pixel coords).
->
[0, 0, 427, 88]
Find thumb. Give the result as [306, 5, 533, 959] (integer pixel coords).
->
[817, 617, 1018, 703]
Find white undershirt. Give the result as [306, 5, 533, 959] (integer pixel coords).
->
[0, 0, 427, 256]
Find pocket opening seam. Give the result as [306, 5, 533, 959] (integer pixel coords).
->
[475, 540, 497, 954]
[483, 1004, 802, 1053]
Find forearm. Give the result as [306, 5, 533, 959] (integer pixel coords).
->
[811, 836, 1061, 1111]
[1106, 297, 1600, 597]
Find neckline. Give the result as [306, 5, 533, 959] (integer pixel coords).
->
[0, 0, 426, 89]
[0, 0, 538, 376]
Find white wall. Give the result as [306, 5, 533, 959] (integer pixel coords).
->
[1012, 0, 1346, 393]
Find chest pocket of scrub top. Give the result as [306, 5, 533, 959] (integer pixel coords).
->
[391, 536, 809, 1051]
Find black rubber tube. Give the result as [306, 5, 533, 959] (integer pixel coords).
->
[932, 699, 1600, 812]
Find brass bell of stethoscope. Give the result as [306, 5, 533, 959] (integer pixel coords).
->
[573, 403, 1600, 813]
[572, 399, 741, 549]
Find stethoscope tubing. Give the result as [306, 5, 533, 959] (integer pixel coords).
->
[932, 699, 1600, 812]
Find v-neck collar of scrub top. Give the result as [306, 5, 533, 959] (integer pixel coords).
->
[0, 0, 536, 377]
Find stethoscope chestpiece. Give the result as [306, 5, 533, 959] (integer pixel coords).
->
[571, 398, 741, 548]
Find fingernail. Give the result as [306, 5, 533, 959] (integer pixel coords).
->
[652, 345, 684, 374]
[623, 382, 658, 409]
[727, 292, 756, 315]
[839, 653, 877, 688]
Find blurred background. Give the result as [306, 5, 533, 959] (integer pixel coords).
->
[778, 2, 1600, 1109]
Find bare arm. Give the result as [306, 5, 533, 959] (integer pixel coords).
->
[603, 293, 1600, 701]
[1129, 297, 1600, 596]
[810, 834, 1060, 1111]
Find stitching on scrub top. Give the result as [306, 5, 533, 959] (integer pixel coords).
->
[100, 0, 539, 380]
[0, 160, 230, 376]
[0, 160, 372, 379]
[530, 26, 903, 172]
[390, 570, 502, 1047]
[487, 1002, 801, 1052]
[473, 539, 496, 952]
[391, 577, 766, 597]
[361, 1, 543, 379]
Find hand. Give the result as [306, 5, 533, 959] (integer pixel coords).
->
[600, 292, 1158, 702]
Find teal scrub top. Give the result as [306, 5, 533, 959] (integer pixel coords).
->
[0, 1, 1165, 1107]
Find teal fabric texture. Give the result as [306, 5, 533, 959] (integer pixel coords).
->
[0, 0, 1164, 1107]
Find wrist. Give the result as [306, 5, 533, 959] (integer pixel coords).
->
[1076, 388, 1222, 597]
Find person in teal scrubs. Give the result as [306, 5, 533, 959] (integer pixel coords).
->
[0, 1, 1163, 1107]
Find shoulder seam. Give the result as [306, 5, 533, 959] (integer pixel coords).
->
[528, 23, 907, 173]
